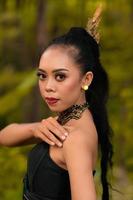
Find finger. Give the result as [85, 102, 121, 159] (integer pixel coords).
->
[42, 120, 66, 141]
[35, 130, 55, 146]
[40, 135, 55, 146]
[46, 117, 69, 136]
[39, 126, 63, 147]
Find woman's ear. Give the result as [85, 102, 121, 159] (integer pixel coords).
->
[81, 71, 93, 88]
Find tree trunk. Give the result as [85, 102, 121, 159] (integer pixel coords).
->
[27, 0, 48, 122]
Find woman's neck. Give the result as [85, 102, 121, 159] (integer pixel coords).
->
[57, 102, 90, 125]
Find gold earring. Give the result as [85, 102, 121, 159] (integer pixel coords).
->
[82, 85, 88, 91]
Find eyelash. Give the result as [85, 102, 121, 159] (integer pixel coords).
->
[36, 72, 46, 80]
[36, 72, 66, 81]
[56, 74, 66, 81]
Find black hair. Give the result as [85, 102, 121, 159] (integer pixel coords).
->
[47, 27, 113, 200]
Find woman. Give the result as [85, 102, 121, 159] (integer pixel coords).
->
[0, 26, 113, 200]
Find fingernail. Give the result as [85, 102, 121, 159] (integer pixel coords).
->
[51, 142, 55, 145]
[58, 142, 62, 147]
[61, 135, 66, 140]
[64, 132, 68, 136]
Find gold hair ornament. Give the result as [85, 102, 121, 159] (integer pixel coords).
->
[86, 4, 103, 43]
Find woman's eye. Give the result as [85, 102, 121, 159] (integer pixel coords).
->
[55, 74, 66, 81]
[37, 72, 46, 80]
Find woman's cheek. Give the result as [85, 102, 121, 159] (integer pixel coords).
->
[39, 83, 44, 96]
[68, 78, 80, 90]
[61, 80, 79, 95]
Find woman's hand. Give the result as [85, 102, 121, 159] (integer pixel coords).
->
[33, 117, 69, 147]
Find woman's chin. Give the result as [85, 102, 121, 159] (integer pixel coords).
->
[48, 104, 67, 113]
[49, 107, 64, 113]
[46, 100, 71, 113]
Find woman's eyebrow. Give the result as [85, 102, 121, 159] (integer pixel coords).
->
[38, 68, 69, 73]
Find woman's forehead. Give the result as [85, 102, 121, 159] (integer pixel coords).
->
[39, 47, 79, 72]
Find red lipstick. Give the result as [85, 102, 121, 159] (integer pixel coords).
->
[45, 97, 59, 105]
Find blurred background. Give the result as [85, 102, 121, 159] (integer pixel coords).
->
[0, 0, 132, 199]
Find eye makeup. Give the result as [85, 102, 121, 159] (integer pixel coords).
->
[37, 68, 69, 81]
[55, 73, 66, 81]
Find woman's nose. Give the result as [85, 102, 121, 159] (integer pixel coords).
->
[45, 79, 55, 92]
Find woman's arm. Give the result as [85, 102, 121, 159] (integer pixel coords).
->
[63, 130, 97, 200]
[0, 117, 68, 147]
[0, 123, 40, 147]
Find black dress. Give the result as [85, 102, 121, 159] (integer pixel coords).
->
[23, 142, 95, 200]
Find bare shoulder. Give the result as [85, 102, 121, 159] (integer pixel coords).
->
[63, 113, 98, 151]
[62, 120, 98, 171]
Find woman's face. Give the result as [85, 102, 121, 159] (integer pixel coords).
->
[37, 47, 87, 112]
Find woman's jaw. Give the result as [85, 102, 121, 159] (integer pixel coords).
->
[44, 95, 87, 113]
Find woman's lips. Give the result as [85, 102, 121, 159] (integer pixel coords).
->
[45, 97, 59, 105]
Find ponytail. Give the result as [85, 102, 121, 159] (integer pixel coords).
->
[86, 61, 113, 200]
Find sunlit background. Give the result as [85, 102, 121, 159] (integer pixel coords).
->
[0, 0, 133, 199]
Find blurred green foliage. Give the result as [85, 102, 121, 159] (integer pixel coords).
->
[0, 0, 133, 199]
